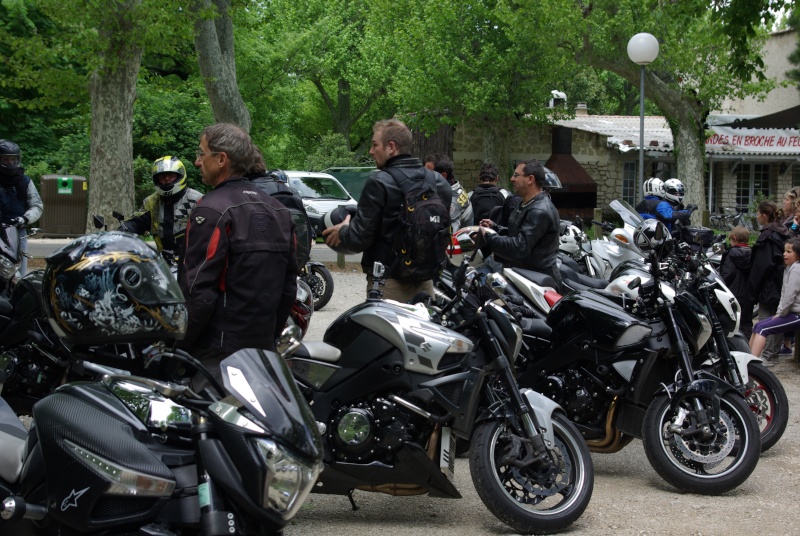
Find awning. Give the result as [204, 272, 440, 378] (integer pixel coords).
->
[717, 105, 800, 129]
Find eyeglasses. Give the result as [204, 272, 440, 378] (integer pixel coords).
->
[195, 149, 220, 159]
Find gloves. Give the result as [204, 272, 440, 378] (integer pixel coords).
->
[10, 216, 26, 228]
[686, 204, 698, 212]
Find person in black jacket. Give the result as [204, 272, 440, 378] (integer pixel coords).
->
[746, 200, 790, 363]
[720, 226, 753, 337]
[181, 123, 298, 390]
[478, 159, 562, 289]
[470, 162, 509, 226]
[323, 119, 452, 302]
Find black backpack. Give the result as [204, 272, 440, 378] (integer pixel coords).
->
[385, 168, 451, 282]
[470, 186, 506, 225]
[251, 178, 312, 267]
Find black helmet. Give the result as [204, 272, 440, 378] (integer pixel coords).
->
[0, 139, 21, 172]
[266, 169, 288, 183]
[322, 205, 358, 255]
[43, 232, 187, 345]
[542, 167, 562, 190]
[634, 219, 671, 254]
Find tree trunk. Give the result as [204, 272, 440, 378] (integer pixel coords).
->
[86, 1, 144, 233]
[193, 0, 251, 132]
[412, 124, 454, 160]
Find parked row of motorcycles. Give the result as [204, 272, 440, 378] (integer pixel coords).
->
[0, 197, 787, 535]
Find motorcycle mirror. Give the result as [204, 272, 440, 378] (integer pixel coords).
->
[627, 277, 641, 290]
[655, 222, 666, 240]
[575, 216, 583, 231]
[276, 325, 303, 356]
[453, 259, 469, 289]
[92, 215, 106, 230]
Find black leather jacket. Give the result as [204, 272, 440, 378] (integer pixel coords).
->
[488, 190, 562, 286]
[339, 154, 452, 275]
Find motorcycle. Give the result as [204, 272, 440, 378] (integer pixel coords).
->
[558, 217, 598, 277]
[586, 200, 644, 279]
[0, 337, 323, 535]
[283, 259, 594, 534]
[512, 221, 762, 495]
[300, 260, 334, 311]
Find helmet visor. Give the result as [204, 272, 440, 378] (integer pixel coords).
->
[0, 154, 20, 168]
[119, 258, 184, 305]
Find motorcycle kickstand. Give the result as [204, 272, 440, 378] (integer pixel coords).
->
[347, 489, 360, 511]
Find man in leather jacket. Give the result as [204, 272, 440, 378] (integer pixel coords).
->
[181, 123, 297, 390]
[323, 119, 452, 302]
[479, 159, 562, 289]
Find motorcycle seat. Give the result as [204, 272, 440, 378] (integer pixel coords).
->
[511, 268, 558, 290]
[559, 264, 608, 289]
[294, 341, 342, 363]
[519, 317, 552, 340]
[0, 398, 27, 484]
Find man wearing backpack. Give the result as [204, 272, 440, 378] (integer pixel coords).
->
[469, 162, 509, 225]
[245, 152, 312, 268]
[479, 159, 562, 290]
[323, 118, 452, 302]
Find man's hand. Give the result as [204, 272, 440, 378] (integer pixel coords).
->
[322, 214, 351, 248]
[10, 216, 26, 228]
[686, 204, 698, 212]
[479, 218, 494, 228]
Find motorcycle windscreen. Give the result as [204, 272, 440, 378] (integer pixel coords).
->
[220, 349, 322, 460]
[610, 199, 645, 228]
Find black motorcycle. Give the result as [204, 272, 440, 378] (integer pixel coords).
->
[300, 260, 334, 311]
[0, 339, 323, 536]
[512, 221, 761, 495]
[283, 261, 594, 534]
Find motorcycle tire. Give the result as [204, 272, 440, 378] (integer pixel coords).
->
[744, 362, 788, 452]
[304, 264, 334, 311]
[724, 335, 788, 452]
[469, 413, 593, 534]
[642, 391, 761, 495]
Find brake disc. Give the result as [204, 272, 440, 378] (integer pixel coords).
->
[666, 409, 736, 464]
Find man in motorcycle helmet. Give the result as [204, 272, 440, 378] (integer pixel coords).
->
[635, 177, 695, 232]
[119, 156, 202, 262]
[0, 139, 43, 276]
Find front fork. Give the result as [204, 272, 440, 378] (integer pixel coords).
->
[475, 314, 555, 461]
[194, 416, 238, 536]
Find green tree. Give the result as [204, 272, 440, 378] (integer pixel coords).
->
[562, 0, 779, 218]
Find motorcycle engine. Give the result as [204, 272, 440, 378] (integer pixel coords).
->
[0, 344, 65, 399]
[329, 397, 415, 463]
[535, 369, 612, 431]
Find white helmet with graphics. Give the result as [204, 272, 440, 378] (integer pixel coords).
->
[643, 177, 665, 198]
[663, 178, 685, 204]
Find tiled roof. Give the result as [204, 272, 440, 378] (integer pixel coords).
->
[555, 113, 800, 157]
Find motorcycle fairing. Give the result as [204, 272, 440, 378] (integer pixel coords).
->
[0, 396, 26, 483]
[220, 349, 322, 461]
[345, 302, 474, 374]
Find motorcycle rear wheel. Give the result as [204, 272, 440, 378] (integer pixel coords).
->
[743, 362, 788, 452]
[304, 264, 334, 311]
[642, 391, 760, 495]
[470, 413, 593, 534]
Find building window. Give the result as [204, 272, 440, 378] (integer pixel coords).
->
[622, 162, 636, 205]
[735, 163, 771, 211]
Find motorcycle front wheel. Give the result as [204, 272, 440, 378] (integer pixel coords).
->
[470, 413, 593, 534]
[304, 264, 334, 311]
[743, 362, 788, 452]
[642, 391, 761, 495]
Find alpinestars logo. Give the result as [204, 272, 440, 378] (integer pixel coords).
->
[61, 487, 90, 511]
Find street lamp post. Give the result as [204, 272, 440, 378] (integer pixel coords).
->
[627, 33, 659, 202]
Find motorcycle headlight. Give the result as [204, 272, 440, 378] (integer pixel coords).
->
[0, 256, 17, 280]
[254, 438, 321, 520]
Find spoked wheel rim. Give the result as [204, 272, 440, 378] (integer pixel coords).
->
[488, 421, 585, 515]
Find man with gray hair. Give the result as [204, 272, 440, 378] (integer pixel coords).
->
[181, 123, 298, 388]
[324, 118, 452, 302]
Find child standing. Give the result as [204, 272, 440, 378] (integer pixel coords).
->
[720, 226, 752, 338]
[749, 236, 800, 359]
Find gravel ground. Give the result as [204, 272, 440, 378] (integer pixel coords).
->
[292, 269, 800, 536]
